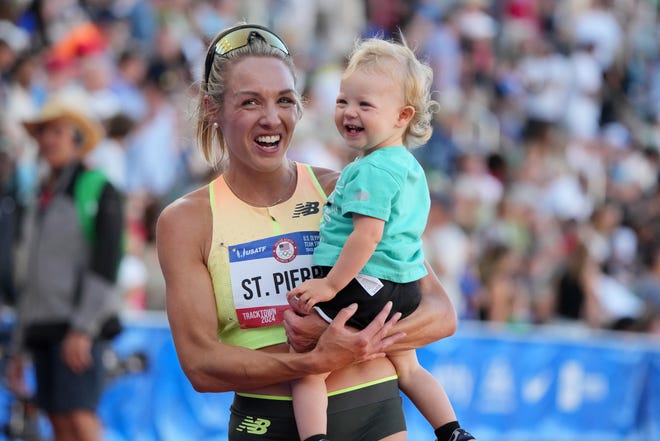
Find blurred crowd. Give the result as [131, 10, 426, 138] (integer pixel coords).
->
[0, 0, 659, 333]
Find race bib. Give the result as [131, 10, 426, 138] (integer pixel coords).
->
[229, 231, 323, 328]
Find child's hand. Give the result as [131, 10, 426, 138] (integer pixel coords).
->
[287, 278, 337, 314]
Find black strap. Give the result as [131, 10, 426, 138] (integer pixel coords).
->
[303, 436, 329, 441]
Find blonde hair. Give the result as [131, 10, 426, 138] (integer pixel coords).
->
[343, 37, 438, 149]
[195, 24, 303, 169]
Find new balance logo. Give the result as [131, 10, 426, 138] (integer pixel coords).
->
[236, 416, 271, 434]
[293, 201, 320, 218]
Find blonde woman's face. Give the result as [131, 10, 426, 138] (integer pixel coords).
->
[218, 56, 299, 174]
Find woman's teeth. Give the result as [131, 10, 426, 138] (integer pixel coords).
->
[256, 135, 280, 147]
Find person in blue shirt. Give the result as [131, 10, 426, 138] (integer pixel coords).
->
[287, 37, 477, 441]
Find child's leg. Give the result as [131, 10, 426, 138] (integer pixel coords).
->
[389, 349, 456, 427]
[291, 373, 330, 440]
[389, 349, 476, 441]
[290, 339, 330, 441]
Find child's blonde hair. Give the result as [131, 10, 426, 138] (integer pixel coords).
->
[343, 37, 438, 149]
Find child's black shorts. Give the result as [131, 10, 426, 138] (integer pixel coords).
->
[314, 266, 422, 329]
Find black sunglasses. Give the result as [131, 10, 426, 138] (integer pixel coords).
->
[203, 24, 290, 86]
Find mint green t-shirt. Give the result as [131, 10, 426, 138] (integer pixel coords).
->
[314, 146, 429, 283]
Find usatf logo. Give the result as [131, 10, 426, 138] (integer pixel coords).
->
[273, 238, 297, 263]
[292, 201, 320, 218]
[236, 416, 271, 434]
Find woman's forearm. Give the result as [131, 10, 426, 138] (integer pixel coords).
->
[180, 342, 322, 393]
[386, 262, 457, 352]
[180, 303, 404, 393]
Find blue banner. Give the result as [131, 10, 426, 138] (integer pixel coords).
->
[403, 324, 659, 441]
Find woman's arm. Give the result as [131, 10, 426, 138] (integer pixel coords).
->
[157, 191, 403, 393]
[385, 261, 457, 351]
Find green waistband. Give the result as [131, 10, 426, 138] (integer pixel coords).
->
[236, 374, 399, 401]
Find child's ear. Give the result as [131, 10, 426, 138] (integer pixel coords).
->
[396, 105, 415, 127]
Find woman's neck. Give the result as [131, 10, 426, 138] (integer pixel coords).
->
[224, 160, 297, 207]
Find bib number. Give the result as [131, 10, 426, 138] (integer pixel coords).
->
[229, 231, 322, 328]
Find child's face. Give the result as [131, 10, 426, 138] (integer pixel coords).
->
[334, 68, 409, 154]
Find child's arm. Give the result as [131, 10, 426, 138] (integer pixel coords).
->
[287, 214, 384, 314]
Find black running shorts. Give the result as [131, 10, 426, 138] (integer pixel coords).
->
[228, 378, 406, 440]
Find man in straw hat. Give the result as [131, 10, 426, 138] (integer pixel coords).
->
[5, 95, 124, 441]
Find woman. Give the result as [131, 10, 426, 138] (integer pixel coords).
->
[157, 23, 456, 441]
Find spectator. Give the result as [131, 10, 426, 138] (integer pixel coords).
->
[515, 36, 571, 125]
[571, 0, 623, 73]
[563, 38, 603, 140]
[362, 0, 414, 41]
[124, 61, 185, 201]
[553, 241, 604, 328]
[476, 242, 529, 323]
[0, 19, 29, 76]
[0, 134, 22, 306]
[85, 113, 135, 193]
[110, 49, 148, 122]
[634, 242, 660, 333]
[6, 94, 123, 441]
[423, 193, 472, 318]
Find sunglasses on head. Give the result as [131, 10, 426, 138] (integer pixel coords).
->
[204, 24, 290, 86]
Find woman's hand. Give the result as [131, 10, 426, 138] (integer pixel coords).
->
[284, 302, 405, 358]
[312, 302, 404, 365]
[283, 308, 330, 352]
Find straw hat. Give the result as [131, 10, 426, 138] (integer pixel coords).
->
[22, 97, 103, 155]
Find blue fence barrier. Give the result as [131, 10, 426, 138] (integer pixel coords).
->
[404, 323, 660, 441]
[1, 313, 658, 441]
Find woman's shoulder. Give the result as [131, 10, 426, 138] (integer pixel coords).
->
[308, 165, 340, 195]
[157, 185, 212, 242]
[161, 184, 210, 215]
